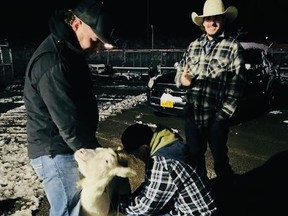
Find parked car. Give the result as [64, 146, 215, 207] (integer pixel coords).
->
[146, 42, 282, 117]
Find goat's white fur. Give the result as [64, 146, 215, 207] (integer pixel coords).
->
[74, 147, 136, 216]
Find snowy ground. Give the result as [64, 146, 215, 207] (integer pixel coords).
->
[0, 83, 147, 216]
[1, 81, 287, 215]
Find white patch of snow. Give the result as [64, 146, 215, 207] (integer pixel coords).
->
[269, 110, 282, 115]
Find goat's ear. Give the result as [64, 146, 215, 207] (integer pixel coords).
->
[109, 167, 136, 178]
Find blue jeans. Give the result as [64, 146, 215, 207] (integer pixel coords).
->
[31, 154, 82, 216]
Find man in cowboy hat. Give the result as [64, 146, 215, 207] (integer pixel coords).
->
[175, 0, 246, 186]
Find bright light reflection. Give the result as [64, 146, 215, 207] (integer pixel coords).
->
[104, 43, 113, 49]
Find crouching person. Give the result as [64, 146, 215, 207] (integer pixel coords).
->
[118, 123, 218, 215]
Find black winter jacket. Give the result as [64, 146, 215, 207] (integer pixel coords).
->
[24, 10, 100, 159]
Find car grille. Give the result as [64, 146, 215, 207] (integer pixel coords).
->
[148, 83, 187, 110]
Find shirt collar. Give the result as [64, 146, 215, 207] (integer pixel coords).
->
[204, 32, 225, 44]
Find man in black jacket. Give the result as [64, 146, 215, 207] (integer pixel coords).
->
[23, 0, 115, 215]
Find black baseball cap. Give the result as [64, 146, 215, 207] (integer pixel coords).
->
[73, 0, 115, 46]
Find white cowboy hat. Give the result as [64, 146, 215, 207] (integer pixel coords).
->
[191, 0, 238, 26]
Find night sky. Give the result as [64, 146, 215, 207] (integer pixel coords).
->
[1, 0, 287, 45]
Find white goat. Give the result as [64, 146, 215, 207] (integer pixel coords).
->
[74, 147, 136, 216]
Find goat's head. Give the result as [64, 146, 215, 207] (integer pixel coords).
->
[74, 147, 136, 180]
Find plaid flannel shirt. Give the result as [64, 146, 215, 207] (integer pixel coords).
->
[175, 34, 246, 126]
[119, 156, 217, 215]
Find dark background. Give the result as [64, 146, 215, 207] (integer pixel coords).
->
[1, 0, 287, 46]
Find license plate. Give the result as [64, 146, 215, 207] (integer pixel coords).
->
[161, 100, 174, 108]
[160, 93, 174, 108]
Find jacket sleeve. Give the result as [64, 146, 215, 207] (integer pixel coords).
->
[37, 60, 99, 150]
[119, 160, 174, 215]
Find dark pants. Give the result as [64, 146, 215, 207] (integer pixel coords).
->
[185, 118, 234, 180]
